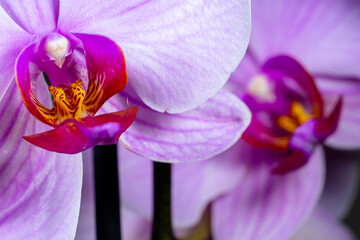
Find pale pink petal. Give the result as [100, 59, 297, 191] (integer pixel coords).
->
[0, 81, 82, 239]
[212, 143, 325, 240]
[104, 87, 250, 163]
[0, 0, 59, 34]
[292, 208, 355, 240]
[58, 0, 251, 112]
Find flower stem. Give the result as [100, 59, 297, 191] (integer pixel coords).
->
[152, 162, 175, 240]
[93, 144, 121, 240]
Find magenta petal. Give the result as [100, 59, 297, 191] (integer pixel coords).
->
[0, 81, 82, 239]
[105, 88, 251, 163]
[212, 143, 325, 240]
[0, 0, 59, 34]
[72, 33, 128, 115]
[59, 0, 251, 113]
[24, 107, 138, 154]
[292, 208, 355, 240]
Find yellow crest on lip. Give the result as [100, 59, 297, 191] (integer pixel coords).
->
[37, 79, 86, 125]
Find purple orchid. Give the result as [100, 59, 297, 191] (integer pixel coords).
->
[0, 0, 251, 239]
[75, 0, 360, 239]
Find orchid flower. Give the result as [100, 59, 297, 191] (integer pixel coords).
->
[76, 0, 360, 239]
[0, 0, 251, 239]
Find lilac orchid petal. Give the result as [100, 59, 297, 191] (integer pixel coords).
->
[0, 81, 82, 239]
[251, 0, 360, 77]
[122, 208, 151, 240]
[212, 143, 325, 240]
[104, 87, 250, 163]
[172, 145, 247, 230]
[58, 0, 251, 113]
[119, 144, 246, 234]
[0, 0, 59, 34]
[292, 208, 355, 240]
[0, 7, 31, 102]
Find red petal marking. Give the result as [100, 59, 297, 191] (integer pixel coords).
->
[72, 33, 127, 116]
[263, 56, 323, 118]
[15, 43, 58, 127]
[23, 106, 138, 154]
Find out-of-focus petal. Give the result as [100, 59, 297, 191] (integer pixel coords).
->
[292, 208, 356, 240]
[119, 145, 152, 221]
[212, 143, 325, 240]
[0, 7, 31, 102]
[119, 144, 246, 234]
[107, 88, 251, 163]
[59, 0, 251, 113]
[0, 0, 59, 34]
[322, 92, 360, 149]
[262, 55, 323, 115]
[0, 81, 82, 240]
[24, 107, 138, 154]
[72, 33, 128, 116]
[225, 51, 260, 96]
[250, 0, 360, 77]
[122, 207, 151, 240]
[317, 148, 359, 219]
[75, 149, 96, 240]
[172, 145, 247, 230]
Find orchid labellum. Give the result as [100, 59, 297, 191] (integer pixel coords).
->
[16, 32, 137, 153]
